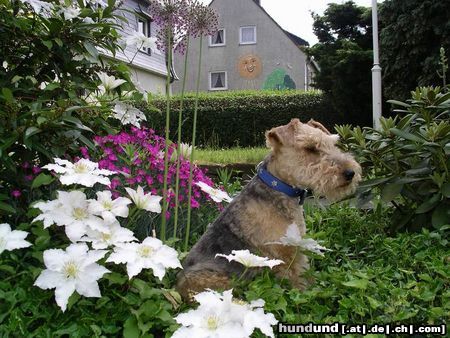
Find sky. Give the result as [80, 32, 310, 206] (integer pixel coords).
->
[200, 0, 384, 46]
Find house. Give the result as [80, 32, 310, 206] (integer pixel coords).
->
[103, 0, 168, 94]
[172, 0, 316, 93]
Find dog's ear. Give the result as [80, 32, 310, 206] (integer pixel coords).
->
[307, 119, 331, 135]
[265, 121, 297, 149]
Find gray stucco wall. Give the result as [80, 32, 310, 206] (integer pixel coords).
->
[172, 0, 308, 93]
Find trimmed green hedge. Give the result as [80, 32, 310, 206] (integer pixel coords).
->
[143, 90, 336, 148]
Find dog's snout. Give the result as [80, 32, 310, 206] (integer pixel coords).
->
[343, 169, 355, 181]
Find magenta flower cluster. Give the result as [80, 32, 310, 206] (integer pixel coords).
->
[86, 127, 214, 216]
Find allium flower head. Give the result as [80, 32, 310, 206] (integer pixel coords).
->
[34, 243, 109, 312]
[188, 1, 219, 38]
[215, 250, 284, 269]
[106, 237, 182, 279]
[147, 0, 190, 53]
[43, 158, 115, 187]
[0, 223, 32, 254]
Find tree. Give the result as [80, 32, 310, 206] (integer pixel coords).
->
[308, 1, 374, 127]
[380, 0, 450, 100]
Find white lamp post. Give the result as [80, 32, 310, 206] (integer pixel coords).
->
[371, 0, 382, 129]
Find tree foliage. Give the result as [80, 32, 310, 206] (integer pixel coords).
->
[308, 1, 373, 127]
[380, 0, 450, 100]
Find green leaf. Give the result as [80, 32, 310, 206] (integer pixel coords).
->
[432, 204, 450, 229]
[415, 194, 441, 214]
[31, 173, 55, 189]
[1, 88, 14, 103]
[42, 40, 53, 49]
[366, 296, 381, 309]
[390, 128, 424, 142]
[441, 183, 450, 198]
[123, 316, 140, 338]
[84, 41, 99, 59]
[381, 183, 403, 202]
[24, 126, 42, 140]
[387, 99, 411, 108]
[0, 202, 16, 214]
[342, 278, 368, 290]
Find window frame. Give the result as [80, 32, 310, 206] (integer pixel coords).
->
[209, 71, 228, 91]
[136, 14, 152, 55]
[239, 26, 257, 45]
[209, 28, 226, 47]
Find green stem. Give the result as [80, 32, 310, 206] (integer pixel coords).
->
[282, 246, 299, 281]
[161, 30, 172, 242]
[173, 35, 190, 239]
[236, 266, 249, 283]
[184, 36, 203, 251]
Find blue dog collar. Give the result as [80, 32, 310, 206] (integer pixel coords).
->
[257, 165, 307, 205]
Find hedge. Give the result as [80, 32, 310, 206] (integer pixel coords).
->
[142, 90, 337, 148]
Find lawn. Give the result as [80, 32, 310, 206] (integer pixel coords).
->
[194, 147, 268, 165]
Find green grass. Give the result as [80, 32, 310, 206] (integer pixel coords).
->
[194, 147, 268, 165]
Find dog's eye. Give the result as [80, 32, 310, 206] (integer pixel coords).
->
[305, 146, 319, 154]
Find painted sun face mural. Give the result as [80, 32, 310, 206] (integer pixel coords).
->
[238, 54, 262, 79]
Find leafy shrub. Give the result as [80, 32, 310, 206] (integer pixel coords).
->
[337, 86, 450, 230]
[236, 204, 449, 329]
[0, 0, 146, 220]
[142, 90, 336, 148]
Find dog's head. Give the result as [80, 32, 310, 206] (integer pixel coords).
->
[265, 118, 361, 201]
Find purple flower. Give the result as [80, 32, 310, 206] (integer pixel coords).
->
[11, 189, 21, 198]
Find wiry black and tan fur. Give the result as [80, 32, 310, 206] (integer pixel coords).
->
[176, 119, 361, 300]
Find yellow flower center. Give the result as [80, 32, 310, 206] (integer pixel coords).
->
[73, 162, 89, 173]
[102, 201, 113, 210]
[63, 261, 79, 279]
[101, 233, 112, 241]
[206, 315, 219, 330]
[232, 299, 247, 306]
[72, 207, 87, 220]
[137, 245, 153, 258]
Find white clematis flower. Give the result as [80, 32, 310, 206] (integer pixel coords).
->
[173, 289, 278, 338]
[126, 31, 158, 50]
[195, 181, 233, 203]
[96, 71, 126, 93]
[111, 102, 147, 128]
[60, 6, 81, 20]
[33, 191, 109, 242]
[215, 249, 284, 269]
[266, 223, 331, 256]
[81, 221, 137, 250]
[34, 243, 109, 312]
[88, 191, 132, 224]
[21, 0, 54, 14]
[125, 186, 162, 213]
[2, 61, 8, 70]
[0, 223, 32, 254]
[106, 237, 182, 280]
[43, 158, 115, 187]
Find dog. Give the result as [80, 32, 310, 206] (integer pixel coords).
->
[176, 118, 361, 300]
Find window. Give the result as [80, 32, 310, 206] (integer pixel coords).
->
[209, 71, 227, 90]
[209, 29, 226, 47]
[240, 26, 256, 44]
[137, 16, 151, 54]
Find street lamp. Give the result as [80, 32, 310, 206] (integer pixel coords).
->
[371, 0, 382, 129]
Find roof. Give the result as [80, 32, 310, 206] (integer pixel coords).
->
[208, 0, 310, 48]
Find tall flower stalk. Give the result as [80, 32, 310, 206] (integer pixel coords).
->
[161, 28, 172, 242]
[148, 0, 190, 241]
[184, 3, 219, 250]
[173, 34, 190, 238]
